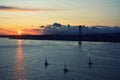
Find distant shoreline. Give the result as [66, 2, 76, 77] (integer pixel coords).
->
[0, 33, 120, 42]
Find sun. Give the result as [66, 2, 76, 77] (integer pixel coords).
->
[18, 30, 22, 35]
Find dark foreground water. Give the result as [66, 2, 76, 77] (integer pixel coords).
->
[0, 38, 120, 80]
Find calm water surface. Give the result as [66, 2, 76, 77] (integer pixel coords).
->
[0, 38, 120, 80]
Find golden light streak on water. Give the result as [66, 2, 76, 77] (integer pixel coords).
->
[12, 40, 27, 80]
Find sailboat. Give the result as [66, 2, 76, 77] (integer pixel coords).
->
[88, 58, 92, 65]
[64, 64, 68, 72]
[45, 58, 49, 66]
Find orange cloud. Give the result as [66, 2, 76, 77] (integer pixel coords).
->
[22, 29, 44, 35]
[0, 28, 17, 35]
[0, 27, 44, 35]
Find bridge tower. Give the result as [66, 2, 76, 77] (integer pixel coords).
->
[78, 25, 82, 45]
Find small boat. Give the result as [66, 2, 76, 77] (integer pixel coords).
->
[88, 58, 92, 65]
[64, 64, 68, 72]
[45, 58, 49, 66]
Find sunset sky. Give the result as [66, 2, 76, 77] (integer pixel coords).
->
[0, 0, 120, 33]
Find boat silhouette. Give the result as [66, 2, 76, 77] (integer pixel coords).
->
[88, 58, 92, 65]
[64, 64, 68, 72]
[45, 58, 49, 66]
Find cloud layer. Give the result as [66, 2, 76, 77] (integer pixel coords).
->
[0, 28, 17, 35]
[0, 5, 62, 12]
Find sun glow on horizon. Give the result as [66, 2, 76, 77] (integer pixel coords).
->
[0, 0, 120, 35]
[18, 30, 22, 35]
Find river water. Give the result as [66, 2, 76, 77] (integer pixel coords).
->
[0, 38, 120, 80]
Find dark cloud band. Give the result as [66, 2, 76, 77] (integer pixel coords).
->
[0, 5, 62, 12]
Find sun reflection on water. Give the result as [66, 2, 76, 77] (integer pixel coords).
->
[12, 40, 27, 80]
